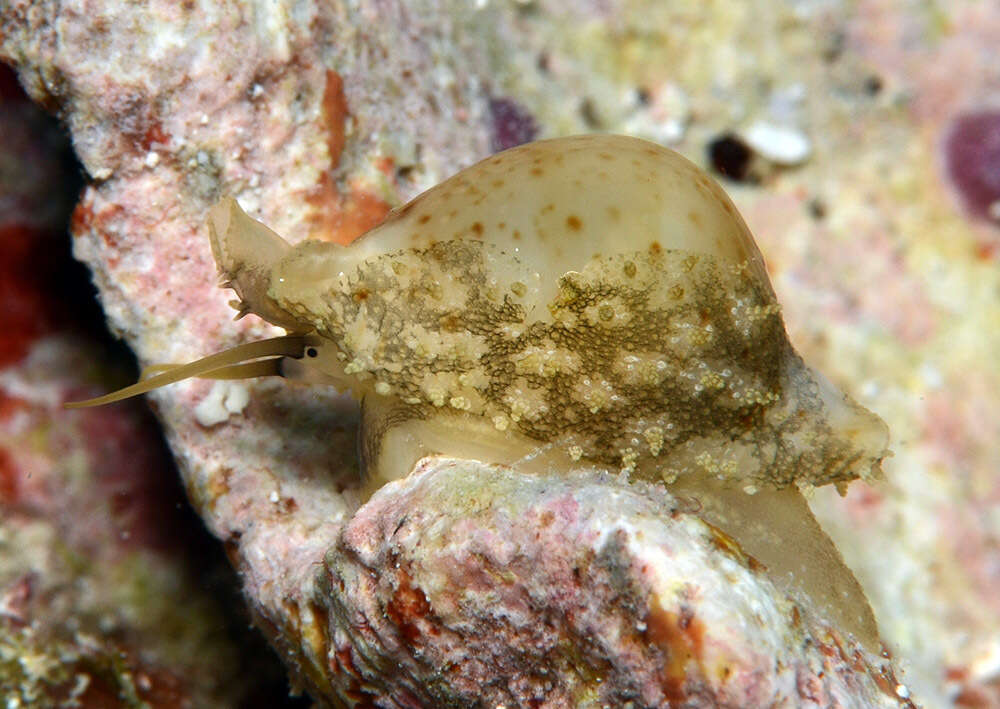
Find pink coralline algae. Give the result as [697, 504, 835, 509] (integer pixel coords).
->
[944, 109, 1000, 225]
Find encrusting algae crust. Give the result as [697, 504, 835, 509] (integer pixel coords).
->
[68, 134, 891, 651]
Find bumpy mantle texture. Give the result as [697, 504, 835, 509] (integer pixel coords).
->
[2, 1, 920, 707]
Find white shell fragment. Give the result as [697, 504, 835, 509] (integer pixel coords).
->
[193, 381, 250, 427]
[743, 121, 813, 165]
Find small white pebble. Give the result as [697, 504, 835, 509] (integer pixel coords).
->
[859, 379, 881, 399]
[223, 382, 250, 414]
[200, 113, 209, 125]
[743, 121, 812, 165]
[919, 362, 943, 389]
[144, 151, 160, 168]
[269, 490, 280, 503]
[194, 389, 228, 426]
[895, 684, 909, 699]
[251, 82, 264, 98]
[195, 381, 249, 426]
[657, 118, 686, 144]
[92, 167, 113, 180]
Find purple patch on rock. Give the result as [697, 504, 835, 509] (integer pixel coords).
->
[944, 110, 1000, 224]
[489, 97, 539, 153]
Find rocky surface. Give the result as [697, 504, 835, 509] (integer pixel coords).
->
[0, 65, 303, 707]
[3, 0, 999, 706]
[314, 459, 910, 707]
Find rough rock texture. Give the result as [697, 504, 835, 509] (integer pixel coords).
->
[4, 0, 999, 707]
[317, 460, 910, 707]
[0, 66, 301, 707]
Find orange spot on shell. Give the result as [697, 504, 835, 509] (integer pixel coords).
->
[566, 215, 582, 231]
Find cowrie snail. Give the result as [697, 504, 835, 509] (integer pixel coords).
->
[69, 134, 890, 649]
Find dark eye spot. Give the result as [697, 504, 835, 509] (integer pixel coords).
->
[306, 347, 318, 358]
